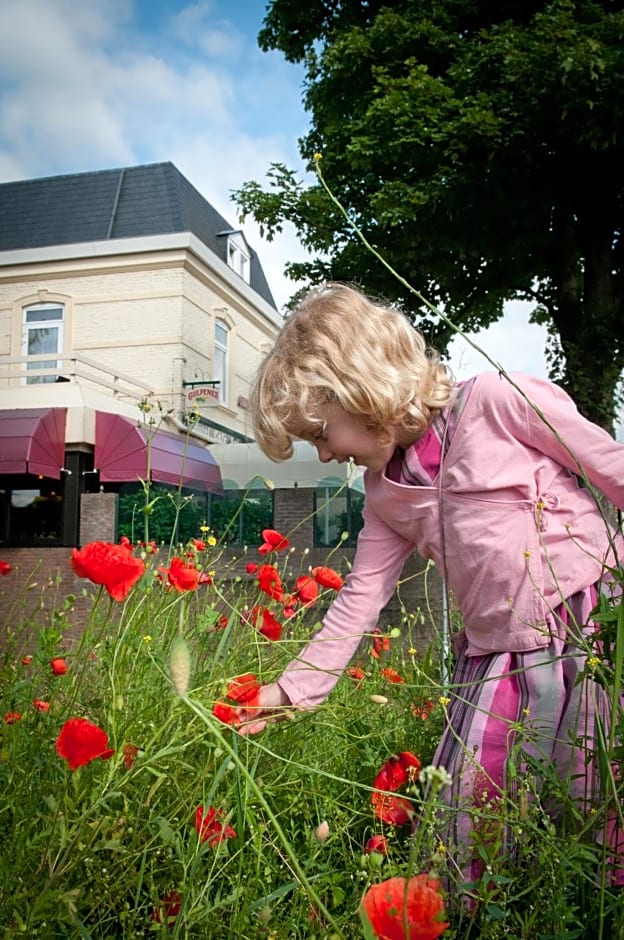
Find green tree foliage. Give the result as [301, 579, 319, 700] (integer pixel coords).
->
[234, 0, 624, 429]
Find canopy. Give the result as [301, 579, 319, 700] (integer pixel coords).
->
[95, 412, 222, 493]
[0, 407, 67, 478]
[209, 441, 365, 492]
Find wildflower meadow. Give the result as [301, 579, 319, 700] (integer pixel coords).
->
[1, 488, 623, 939]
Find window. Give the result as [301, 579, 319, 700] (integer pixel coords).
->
[214, 318, 229, 405]
[115, 484, 273, 548]
[313, 478, 365, 548]
[0, 483, 64, 546]
[227, 234, 250, 283]
[205, 486, 273, 546]
[22, 303, 64, 384]
[117, 483, 207, 545]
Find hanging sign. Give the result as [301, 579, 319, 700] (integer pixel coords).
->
[185, 386, 219, 406]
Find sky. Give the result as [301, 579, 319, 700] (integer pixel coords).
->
[0, 0, 550, 381]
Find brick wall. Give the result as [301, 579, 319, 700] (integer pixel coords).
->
[274, 487, 315, 549]
[80, 492, 117, 543]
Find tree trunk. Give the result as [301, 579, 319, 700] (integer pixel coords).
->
[550, 191, 623, 434]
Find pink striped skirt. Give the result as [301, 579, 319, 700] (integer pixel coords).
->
[431, 586, 624, 893]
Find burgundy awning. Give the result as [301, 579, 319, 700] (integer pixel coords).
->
[95, 412, 222, 493]
[0, 407, 67, 478]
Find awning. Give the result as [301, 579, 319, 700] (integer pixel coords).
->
[209, 441, 365, 492]
[95, 412, 222, 493]
[0, 407, 67, 478]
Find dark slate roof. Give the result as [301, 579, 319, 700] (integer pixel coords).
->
[0, 162, 276, 308]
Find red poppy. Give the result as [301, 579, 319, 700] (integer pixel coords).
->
[410, 700, 434, 721]
[119, 535, 133, 550]
[381, 667, 404, 684]
[0, 560, 12, 576]
[246, 562, 259, 574]
[191, 538, 206, 551]
[346, 666, 366, 685]
[21, 655, 33, 666]
[256, 564, 284, 601]
[312, 566, 344, 590]
[372, 752, 421, 826]
[361, 875, 449, 940]
[55, 717, 115, 770]
[226, 673, 261, 706]
[213, 701, 240, 725]
[123, 743, 139, 769]
[371, 792, 415, 826]
[374, 752, 422, 792]
[4, 712, 21, 724]
[245, 605, 283, 642]
[152, 889, 183, 925]
[371, 629, 391, 660]
[158, 557, 200, 592]
[258, 529, 290, 554]
[71, 541, 146, 601]
[365, 834, 389, 856]
[195, 805, 237, 846]
[50, 657, 68, 676]
[294, 575, 319, 608]
[33, 699, 50, 712]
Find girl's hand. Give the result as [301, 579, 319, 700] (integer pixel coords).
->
[237, 682, 293, 735]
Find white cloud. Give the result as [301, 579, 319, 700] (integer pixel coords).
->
[171, 1, 245, 60]
[0, 0, 309, 310]
[448, 300, 548, 380]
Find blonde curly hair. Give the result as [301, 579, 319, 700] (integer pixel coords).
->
[251, 282, 454, 461]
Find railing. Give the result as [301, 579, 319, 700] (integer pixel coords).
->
[0, 353, 154, 402]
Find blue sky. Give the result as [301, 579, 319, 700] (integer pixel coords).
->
[0, 0, 549, 378]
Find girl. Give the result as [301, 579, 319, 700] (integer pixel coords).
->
[241, 281, 624, 888]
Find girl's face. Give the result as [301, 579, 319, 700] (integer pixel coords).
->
[306, 403, 406, 473]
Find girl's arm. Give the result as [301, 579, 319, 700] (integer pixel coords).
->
[276, 504, 414, 709]
[239, 504, 415, 732]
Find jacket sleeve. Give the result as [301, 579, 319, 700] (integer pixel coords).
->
[491, 373, 624, 510]
[277, 503, 415, 709]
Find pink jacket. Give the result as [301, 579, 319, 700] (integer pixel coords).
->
[278, 372, 624, 709]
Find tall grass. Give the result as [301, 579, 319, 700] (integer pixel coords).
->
[1, 525, 622, 938]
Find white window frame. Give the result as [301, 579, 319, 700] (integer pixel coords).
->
[214, 318, 229, 405]
[22, 302, 64, 384]
[226, 233, 251, 283]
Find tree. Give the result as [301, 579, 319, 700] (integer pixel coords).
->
[234, 0, 624, 429]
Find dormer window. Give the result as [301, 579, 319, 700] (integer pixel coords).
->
[224, 231, 251, 284]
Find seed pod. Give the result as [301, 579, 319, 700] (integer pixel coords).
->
[314, 820, 330, 842]
[170, 636, 191, 696]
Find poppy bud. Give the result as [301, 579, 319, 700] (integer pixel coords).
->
[314, 820, 330, 842]
[169, 636, 191, 696]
